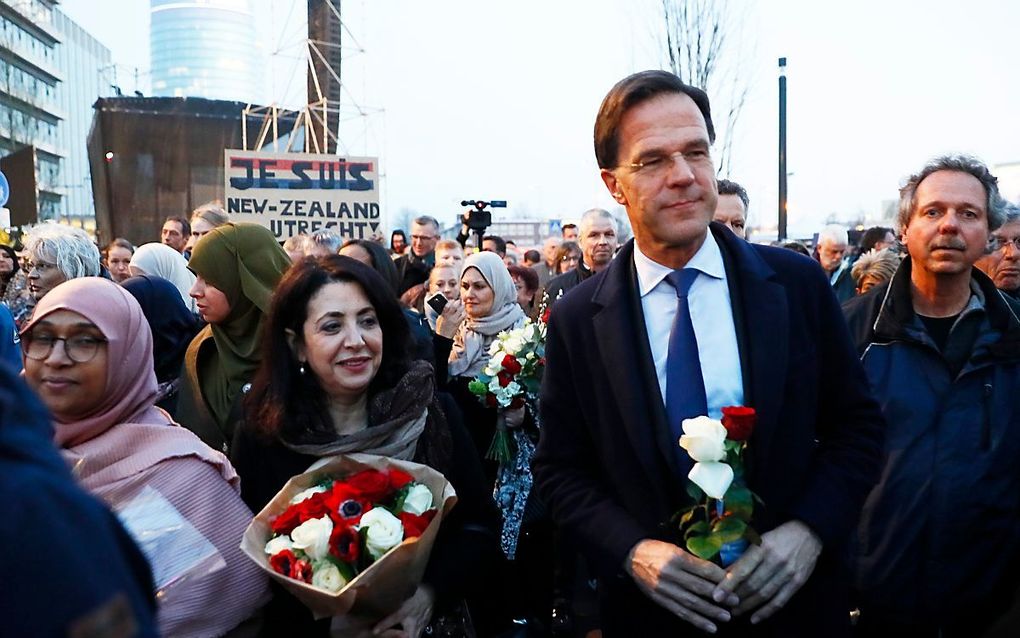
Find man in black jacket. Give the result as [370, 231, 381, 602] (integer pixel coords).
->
[843, 155, 1020, 636]
[540, 207, 618, 311]
[535, 70, 884, 637]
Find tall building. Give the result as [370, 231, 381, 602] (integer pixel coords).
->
[0, 0, 64, 222]
[53, 8, 111, 223]
[150, 0, 262, 103]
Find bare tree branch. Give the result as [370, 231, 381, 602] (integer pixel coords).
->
[658, 0, 753, 178]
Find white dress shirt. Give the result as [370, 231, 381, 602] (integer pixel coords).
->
[633, 233, 745, 418]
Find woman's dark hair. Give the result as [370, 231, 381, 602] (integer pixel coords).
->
[341, 238, 400, 295]
[390, 230, 407, 252]
[0, 245, 18, 281]
[507, 264, 538, 293]
[247, 255, 412, 440]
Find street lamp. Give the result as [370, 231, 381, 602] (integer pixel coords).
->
[778, 57, 788, 241]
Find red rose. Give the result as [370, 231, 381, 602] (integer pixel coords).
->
[271, 496, 323, 534]
[501, 354, 523, 375]
[721, 406, 756, 441]
[270, 506, 305, 535]
[538, 357, 546, 366]
[345, 470, 393, 501]
[484, 394, 498, 408]
[541, 308, 550, 324]
[388, 469, 414, 490]
[269, 549, 297, 575]
[290, 558, 313, 583]
[509, 395, 525, 410]
[497, 371, 513, 388]
[329, 523, 361, 563]
[398, 510, 437, 539]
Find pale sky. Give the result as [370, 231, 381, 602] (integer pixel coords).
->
[69, 0, 1020, 240]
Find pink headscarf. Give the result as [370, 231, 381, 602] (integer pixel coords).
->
[21, 277, 161, 446]
[20, 277, 235, 487]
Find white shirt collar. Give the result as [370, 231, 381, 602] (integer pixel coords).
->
[633, 231, 726, 298]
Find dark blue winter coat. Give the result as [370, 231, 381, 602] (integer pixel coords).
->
[843, 258, 1020, 631]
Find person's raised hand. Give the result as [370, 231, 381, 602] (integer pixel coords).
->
[626, 539, 736, 634]
[435, 299, 465, 339]
[711, 520, 821, 624]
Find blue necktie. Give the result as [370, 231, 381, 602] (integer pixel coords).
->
[665, 268, 708, 471]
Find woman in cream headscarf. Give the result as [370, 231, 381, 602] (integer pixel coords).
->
[129, 242, 198, 313]
[442, 252, 527, 475]
[175, 223, 290, 453]
[20, 277, 268, 637]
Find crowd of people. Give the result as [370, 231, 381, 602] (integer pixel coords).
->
[3, 69, 1020, 638]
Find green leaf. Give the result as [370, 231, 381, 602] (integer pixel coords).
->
[683, 520, 709, 541]
[686, 534, 722, 560]
[723, 485, 754, 520]
[711, 517, 748, 544]
[686, 481, 704, 502]
[679, 509, 697, 528]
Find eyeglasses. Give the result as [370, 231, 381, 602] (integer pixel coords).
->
[989, 236, 1020, 252]
[617, 148, 712, 177]
[23, 333, 108, 363]
[23, 260, 57, 273]
[561, 255, 580, 263]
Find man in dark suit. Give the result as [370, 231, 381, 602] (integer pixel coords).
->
[533, 70, 884, 636]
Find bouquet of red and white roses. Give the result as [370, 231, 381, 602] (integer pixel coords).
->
[468, 318, 546, 462]
[241, 454, 456, 619]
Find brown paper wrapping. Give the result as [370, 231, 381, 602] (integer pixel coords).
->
[239, 453, 457, 621]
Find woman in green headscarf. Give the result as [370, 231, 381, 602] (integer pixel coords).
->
[176, 223, 291, 452]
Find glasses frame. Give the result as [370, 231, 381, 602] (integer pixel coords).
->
[23, 333, 108, 363]
[989, 236, 1020, 252]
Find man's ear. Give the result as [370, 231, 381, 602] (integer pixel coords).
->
[601, 169, 627, 206]
[285, 328, 304, 363]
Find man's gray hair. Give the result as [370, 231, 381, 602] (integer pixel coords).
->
[310, 230, 342, 253]
[717, 179, 750, 211]
[24, 222, 101, 279]
[1000, 201, 1020, 225]
[579, 208, 616, 236]
[897, 154, 1003, 232]
[851, 248, 902, 287]
[413, 215, 440, 233]
[817, 224, 848, 246]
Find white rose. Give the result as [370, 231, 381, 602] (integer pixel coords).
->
[264, 535, 294, 556]
[401, 483, 434, 516]
[688, 461, 734, 500]
[504, 381, 521, 396]
[678, 416, 727, 462]
[311, 561, 347, 592]
[359, 507, 405, 560]
[488, 377, 503, 393]
[504, 335, 525, 353]
[525, 351, 535, 360]
[289, 485, 327, 505]
[290, 516, 333, 560]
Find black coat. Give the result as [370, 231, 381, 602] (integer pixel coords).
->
[533, 225, 885, 637]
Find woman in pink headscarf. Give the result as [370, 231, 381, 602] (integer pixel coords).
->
[20, 277, 268, 638]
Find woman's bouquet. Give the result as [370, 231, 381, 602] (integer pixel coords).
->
[468, 318, 546, 462]
[241, 454, 456, 620]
